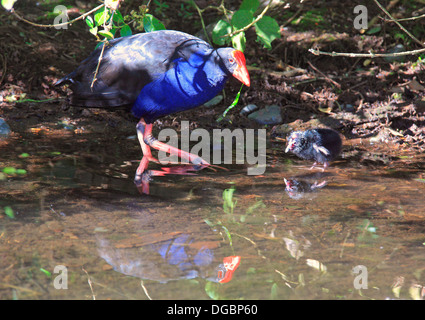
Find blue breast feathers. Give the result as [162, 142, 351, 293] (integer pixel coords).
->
[132, 50, 228, 123]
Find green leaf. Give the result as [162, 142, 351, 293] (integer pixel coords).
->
[4, 206, 14, 219]
[120, 24, 132, 37]
[16, 169, 27, 175]
[143, 14, 165, 32]
[221, 225, 233, 246]
[205, 282, 221, 300]
[254, 16, 281, 49]
[94, 7, 110, 26]
[212, 20, 232, 46]
[85, 16, 94, 28]
[98, 29, 114, 40]
[1, 0, 17, 11]
[270, 283, 279, 299]
[89, 26, 98, 36]
[3, 167, 16, 174]
[217, 85, 243, 122]
[39, 268, 51, 277]
[231, 9, 254, 30]
[366, 26, 381, 35]
[112, 10, 125, 23]
[240, 0, 260, 14]
[232, 32, 246, 52]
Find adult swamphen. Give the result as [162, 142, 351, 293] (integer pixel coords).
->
[285, 128, 342, 170]
[56, 30, 250, 191]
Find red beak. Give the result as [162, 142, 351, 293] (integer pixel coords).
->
[218, 255, 241, 283]
[231, 50, 250, 87]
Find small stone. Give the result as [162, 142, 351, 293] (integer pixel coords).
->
[204, 95, 223, 107]
[385, 44, 405, 62]
[248, 105, 282, 125]
[240, 104, 259, 116]
[0, 118, 11, 137]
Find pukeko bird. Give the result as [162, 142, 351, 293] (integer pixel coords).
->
[285, 128, 342, 170]
[56, 30, 250, 191]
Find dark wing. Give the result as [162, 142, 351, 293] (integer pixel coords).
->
[314, 129, 342, 160]
[56, 30, 212, 107]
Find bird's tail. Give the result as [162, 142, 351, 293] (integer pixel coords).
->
[54, 72, 76, 86]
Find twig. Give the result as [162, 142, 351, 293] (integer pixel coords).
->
[82, 267, 96, 300]
[225, 0, 273, 38]
[247, 65, 306, 78]
[90, 3, 118, 89]
[307, 61, 341, 88]
[90, 42, 106, 89]
[309, 47, 425, 58]
[191, 0, 212, 44]
[141, 280, 153, 300]
[232, 232, 267, 260]
[10, 4, 105, 29]
[373, 0, 425, 47]
[195, 0, 226, 14]
[383, 12, 425, 22]
[368, 0, 400, 27]
[339, 231, 351, 258]
[282, 2, 304, 28]
[0, 53, 6, 87]
[0, 282, 42, 296]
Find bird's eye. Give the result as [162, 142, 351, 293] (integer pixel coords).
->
[229, 58, 234, 63]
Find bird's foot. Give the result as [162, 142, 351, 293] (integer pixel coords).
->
[134, 170, 153, 195]
[309, 162, 327, 172]
[144, 155, 160, 164]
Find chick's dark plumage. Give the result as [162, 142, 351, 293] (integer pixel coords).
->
[285, 128, 342, 169]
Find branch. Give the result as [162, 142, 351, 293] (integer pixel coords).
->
[191, 0, 212, 45]
[309, 47, 425, 58]
[225, 0, 273, 38]
[10, 4, 105, 28]
[373, 0, 425, 47]
[383, 12, 425, 23]
[91, 5, 118, 89]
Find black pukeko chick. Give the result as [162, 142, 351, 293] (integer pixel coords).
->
[285, 128, 342, 169]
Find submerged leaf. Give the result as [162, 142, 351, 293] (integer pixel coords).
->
[3, 206, 14, 219]
[306, 259, 327, 272]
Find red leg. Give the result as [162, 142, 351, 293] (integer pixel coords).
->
[135, 159, 209, 195]
[136, 119, 158, 162]
[134, 118, 212, 195]
[137, 118, 210, 166]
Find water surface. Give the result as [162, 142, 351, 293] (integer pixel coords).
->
[1, 128, 425, 300]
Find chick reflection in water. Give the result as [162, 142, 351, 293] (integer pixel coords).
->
[284, 178, 327, 200]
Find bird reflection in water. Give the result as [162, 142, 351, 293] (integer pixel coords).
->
[98, 233, 241, 284]
[135, 156, 210, 195]
[284, 175, 328, 200]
